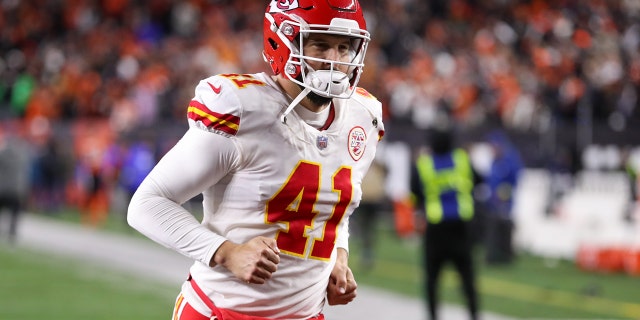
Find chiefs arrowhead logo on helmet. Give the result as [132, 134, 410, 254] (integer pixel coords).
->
[269, 0, 300, 12]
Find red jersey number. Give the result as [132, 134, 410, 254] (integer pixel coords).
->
[266, 161, 352, 261]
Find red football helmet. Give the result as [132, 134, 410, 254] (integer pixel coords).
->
[263, 0, 370, 99]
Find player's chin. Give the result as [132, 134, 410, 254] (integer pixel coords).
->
[306, 91, 332, 106]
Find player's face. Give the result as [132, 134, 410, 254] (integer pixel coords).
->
[303, 33, 356, 74]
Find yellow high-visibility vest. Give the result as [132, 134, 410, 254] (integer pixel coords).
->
[416, 149, 474, 224]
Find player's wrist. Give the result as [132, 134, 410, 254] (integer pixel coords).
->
[210, 240, 237, 267]
[336, 248, 349, 264]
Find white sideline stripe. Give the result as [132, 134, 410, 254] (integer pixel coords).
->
[15, 213, 512, 320]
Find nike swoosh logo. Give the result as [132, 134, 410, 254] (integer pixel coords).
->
[208, 82, 222, 94]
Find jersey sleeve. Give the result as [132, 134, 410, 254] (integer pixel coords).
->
[127, 127, 240, 266]
[187, 75, 242, 136]
[354, 87, 385, 141]
[335, 218, 350, 252]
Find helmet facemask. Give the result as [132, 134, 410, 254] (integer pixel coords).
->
[283, 14, 369, 99]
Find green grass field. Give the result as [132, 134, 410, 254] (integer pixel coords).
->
[0, 245, 176, 320]
[348, 225, 640, 319]
[3, 210, 640, 319]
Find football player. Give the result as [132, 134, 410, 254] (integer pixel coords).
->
[127, 1, 385, 319]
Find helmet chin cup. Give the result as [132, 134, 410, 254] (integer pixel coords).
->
[279, 69, 350, 124]
[304, 70, 350, 98]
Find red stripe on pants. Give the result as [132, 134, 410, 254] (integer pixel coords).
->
[174, 295, 210, 320]
[187, 275, 325, 320]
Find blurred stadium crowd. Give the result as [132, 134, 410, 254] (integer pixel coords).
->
[1, 0, 640, 225]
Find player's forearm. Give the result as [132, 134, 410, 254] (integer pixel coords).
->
[336, 247, 349, 265]
[335, 218, 350, 253]
[127, 178, 227, 265]
[128, 127, 240, 265]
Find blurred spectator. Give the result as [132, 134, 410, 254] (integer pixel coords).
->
[31, 136, 69, 214]
[411, 125, 479, 320]
[1, 1, 638, 133]
[622, 146, 640, 220]
[69, 120, 115, 227]
[381, 141, 415, 239]
[1, 0, 640, 224]
[484, 129, 524, 265]
[76, 156, 109, 227]
[118, 138, 156, 208]
[0, 125, 31, 244]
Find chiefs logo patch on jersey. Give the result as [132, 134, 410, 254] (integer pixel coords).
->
[269, 0, 300, 12]
[348, 126, 367, 161]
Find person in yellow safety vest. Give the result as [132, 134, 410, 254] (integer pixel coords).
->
[410, 127, 479, 320]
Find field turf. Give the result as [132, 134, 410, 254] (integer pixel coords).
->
[3, 210, 640, 319]
[0, 245, 176, 320]
[349, 225, 640, 319]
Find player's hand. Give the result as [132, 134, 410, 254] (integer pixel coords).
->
[212, 236, 280, 284]
[326, 249, 357, 305]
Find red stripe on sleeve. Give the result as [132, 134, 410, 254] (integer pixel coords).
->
[187, 100, 240, 135]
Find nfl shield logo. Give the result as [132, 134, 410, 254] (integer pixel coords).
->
[317, 135, 328, 150]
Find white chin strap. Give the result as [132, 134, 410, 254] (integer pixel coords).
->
[280, 87, 311, 123]
[280, 69, 350, 124]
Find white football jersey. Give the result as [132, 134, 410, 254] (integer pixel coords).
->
[147, 72, 383, 319]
